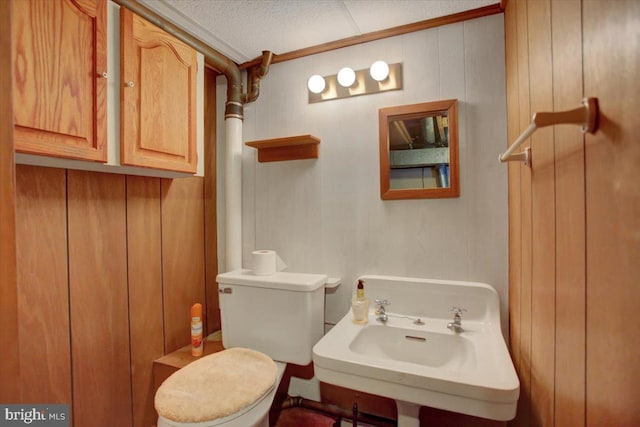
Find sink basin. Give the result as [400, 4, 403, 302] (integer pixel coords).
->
[349, 325, 476, 370]
[312, 275, 519, 426]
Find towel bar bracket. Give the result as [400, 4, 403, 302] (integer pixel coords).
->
[499, 97, 599, 167]
[534, 97, 598, 133]
[582, 97, 599, 133]
[501, 147, 531, 167]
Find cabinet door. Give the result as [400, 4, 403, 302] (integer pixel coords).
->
[120, 8, 197, 174]
[12, 0, 107, 162]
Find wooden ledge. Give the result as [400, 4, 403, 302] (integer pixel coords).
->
[153, 334, 224, 390]
[246, 135, 320, 162]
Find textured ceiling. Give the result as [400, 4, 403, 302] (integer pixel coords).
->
[139, 0, 499, 63]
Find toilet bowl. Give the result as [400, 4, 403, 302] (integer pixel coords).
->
[157, 361, 286, 427]
[155, 269, 328, 427]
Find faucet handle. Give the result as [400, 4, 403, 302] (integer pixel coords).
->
[375, 299, 390, 307]
[450, 307, 466, 316]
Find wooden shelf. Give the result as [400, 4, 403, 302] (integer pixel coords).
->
[245, 135, 320, 162]
[153, 334, 224, 391]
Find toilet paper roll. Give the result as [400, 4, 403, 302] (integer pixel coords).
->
[252, 250, 287, 276]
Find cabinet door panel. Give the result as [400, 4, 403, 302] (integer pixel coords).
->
[12, 0, 107, 161]
[121, 8, 197, 173]
[139, 46, 190, 156]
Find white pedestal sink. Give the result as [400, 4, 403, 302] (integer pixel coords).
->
[312, 275, 519, 427]
[396, 401, 420, 427]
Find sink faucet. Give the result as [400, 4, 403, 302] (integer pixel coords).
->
[375, 299, 390, 323]
[447, 307, 466, 333]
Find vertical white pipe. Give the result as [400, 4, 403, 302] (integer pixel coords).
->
[224, 116, 243, 271]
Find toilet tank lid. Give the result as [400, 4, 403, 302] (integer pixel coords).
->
[217, 269, 328, 292]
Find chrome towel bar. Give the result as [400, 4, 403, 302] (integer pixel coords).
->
[499, 97, 599, 167]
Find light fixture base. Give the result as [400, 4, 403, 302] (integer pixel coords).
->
[308, 63, 403, 104]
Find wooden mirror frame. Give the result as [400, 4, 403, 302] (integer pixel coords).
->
[379, 99, 459, 200]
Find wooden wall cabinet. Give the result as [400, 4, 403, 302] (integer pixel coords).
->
[12, 0, 108, 162]
[14, 1, 203, 178]
[120, 8, 198, 174]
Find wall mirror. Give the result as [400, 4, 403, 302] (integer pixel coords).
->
[379, 99, 459, 200]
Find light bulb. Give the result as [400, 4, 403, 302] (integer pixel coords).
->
[307, 75, 326, 94]
[337, 67, 356, 87]
[369, 60, 389, 81]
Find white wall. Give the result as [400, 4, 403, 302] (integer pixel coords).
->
[217, 14, 509, 334]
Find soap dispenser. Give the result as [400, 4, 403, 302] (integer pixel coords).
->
[351, 279, 370, 324]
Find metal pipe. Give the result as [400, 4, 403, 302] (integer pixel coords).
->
[112, 0, 243, 119]
[353, 402, 358, 426]
[242, 50, 274, 104]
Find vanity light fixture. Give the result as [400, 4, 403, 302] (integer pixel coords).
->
[369, 60, 390, 81]
[307, 74, 326, 94]
[307, 62, 403, 104]
[337, 67, 356, 87]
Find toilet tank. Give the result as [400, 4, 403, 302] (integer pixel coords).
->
[217, 269, 327, 366]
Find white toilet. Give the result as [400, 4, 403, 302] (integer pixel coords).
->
[156, 269, 327, 427]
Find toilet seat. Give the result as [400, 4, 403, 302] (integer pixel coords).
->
[158, 362, 286, 427]
[158, 382, 273, 427]
[156, 349, 285, 427]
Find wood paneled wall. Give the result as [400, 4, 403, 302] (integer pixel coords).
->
[126, 177, 165, 427]
[16, 168, 71, 407]
[8, 63, 218, 426]
[505, 1, 640, 426]
[15, 167, 212, 427]
[0, 0, 21, 403]
[160, 178, 206, 352]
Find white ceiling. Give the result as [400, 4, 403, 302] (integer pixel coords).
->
[139, 0, 499, 64]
